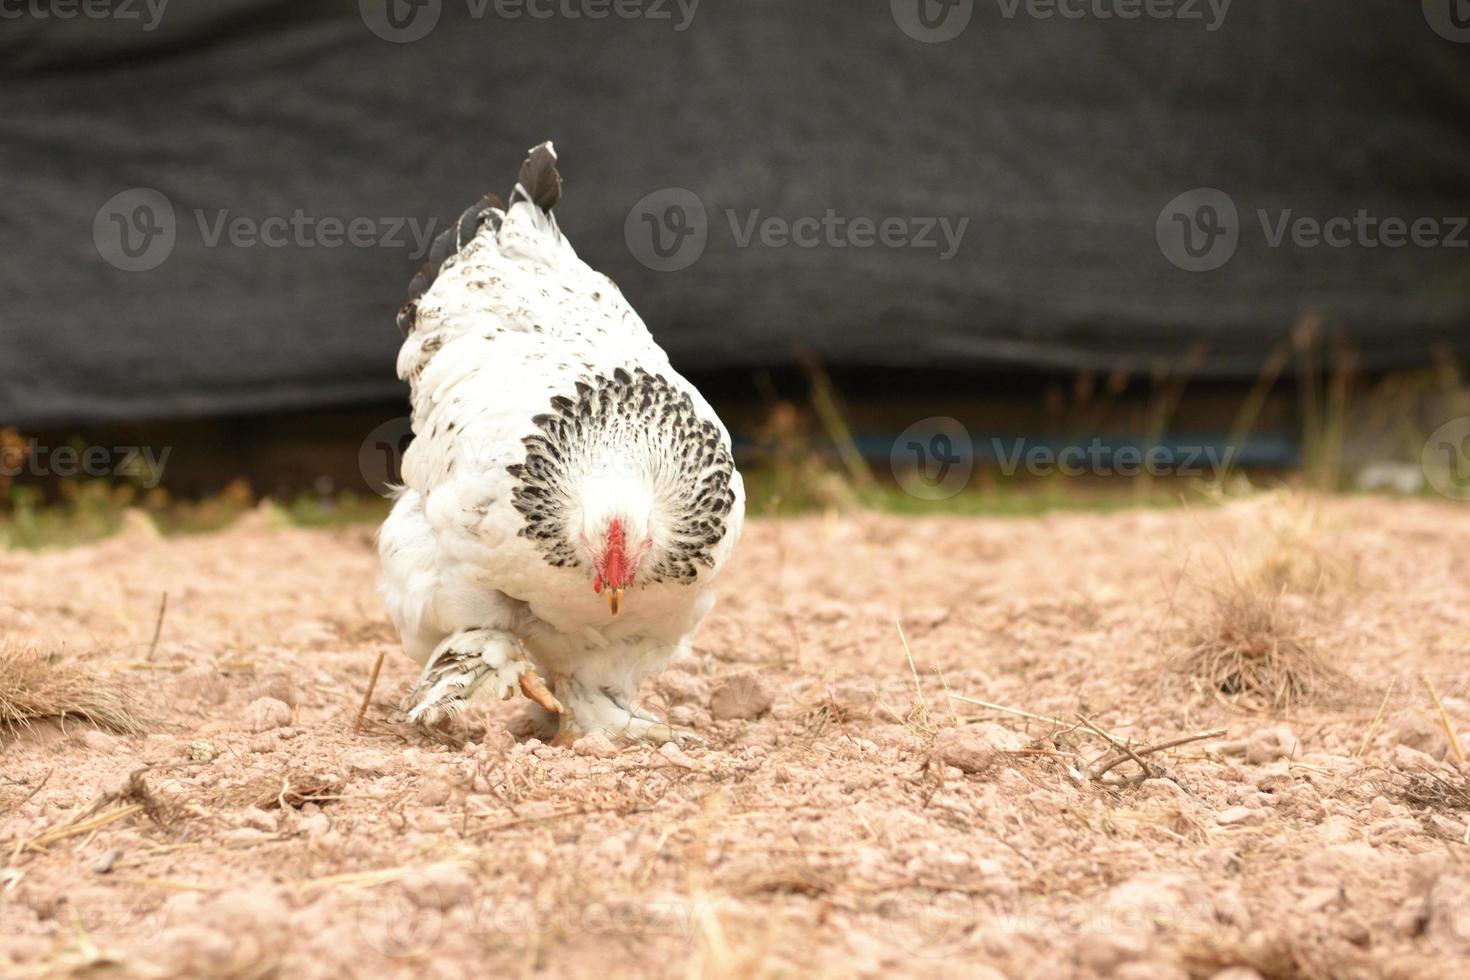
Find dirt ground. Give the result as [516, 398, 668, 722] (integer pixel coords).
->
[3, 494, 1470, 979]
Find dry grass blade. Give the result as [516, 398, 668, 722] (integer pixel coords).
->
[945, 693, 1072, 729]
[3, 909, 158, 980]
[145, 592, 168, 660]
[0, 642, 146, 737]
[5, 761, 205, 857]
[1391, 766, 1470, 814]
[353, 649, 386, 733]
[1421, 674, 1466, 764]
[1354, 678, 1396, 759]
[10, 804, 144, 857]
[876, 621, 941, 738]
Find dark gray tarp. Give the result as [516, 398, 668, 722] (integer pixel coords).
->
[2, 0, 1468, 427]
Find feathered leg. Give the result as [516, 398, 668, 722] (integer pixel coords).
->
[405, 628, 561, 725]
[550, 676, 700, 746]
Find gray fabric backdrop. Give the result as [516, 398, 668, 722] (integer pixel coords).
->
[2, 0, 1468, 426]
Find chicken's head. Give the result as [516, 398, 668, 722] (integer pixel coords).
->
[510, 369, 739, 618]
[579, 482, 653, 615]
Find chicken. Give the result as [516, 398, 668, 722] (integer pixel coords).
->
[378, 142, 744, 744]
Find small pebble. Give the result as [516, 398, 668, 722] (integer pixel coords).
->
[1245, 725, 1299, 764]
[185, 739, 219, 763]
[244, 697, 291, 732]
[1216, 806, 1266, 827]
[239, 807, 278, 833]
[658, 742, 698, 769]
[708, 673, 773, 720]
[574, 731, 618, 759]
[91, 847, 121, 874]
[936, 723, 1024, 774]
[77, 729, 122, 754]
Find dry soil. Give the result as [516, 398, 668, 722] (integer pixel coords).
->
[2, 495, 1470, 979]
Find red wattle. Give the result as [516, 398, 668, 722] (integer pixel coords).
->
[601, 518, 630, 590]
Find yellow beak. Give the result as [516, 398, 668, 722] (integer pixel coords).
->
[608, 587, 624, 616]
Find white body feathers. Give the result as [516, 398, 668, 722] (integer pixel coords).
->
[378, 144, 744, 738]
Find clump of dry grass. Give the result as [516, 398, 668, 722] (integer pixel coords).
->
[1173, 572, 1351, 712]
[0, 643, 145, 737]
[1169, 493, 1360, 712]
[221, 768, 346, 811]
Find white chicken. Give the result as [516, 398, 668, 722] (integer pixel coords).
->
[378, 142, 744, 744]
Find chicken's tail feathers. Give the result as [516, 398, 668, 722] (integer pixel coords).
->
[509, 141, 562, 214]
[395, 140, 563, 337]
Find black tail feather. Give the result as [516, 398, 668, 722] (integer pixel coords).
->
[397, 142, 558, 337]
[511, 141, 561, 213]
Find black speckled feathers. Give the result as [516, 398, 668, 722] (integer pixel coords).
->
[507, 369, 737, 584]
